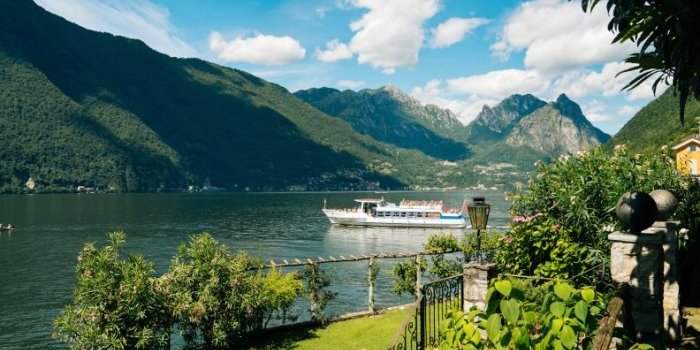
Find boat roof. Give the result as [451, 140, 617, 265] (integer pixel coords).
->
[354, 198, 384, 203]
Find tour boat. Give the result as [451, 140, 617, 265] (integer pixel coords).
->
[322, 198, 467, 228]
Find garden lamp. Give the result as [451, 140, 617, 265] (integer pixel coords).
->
[467, 197, 490, 262]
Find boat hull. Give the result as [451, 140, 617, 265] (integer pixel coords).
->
[323, 210, 466, 229]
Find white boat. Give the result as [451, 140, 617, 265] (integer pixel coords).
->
[322, 198, 467, 228]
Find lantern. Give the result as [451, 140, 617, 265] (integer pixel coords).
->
[467, 197, 491, 262]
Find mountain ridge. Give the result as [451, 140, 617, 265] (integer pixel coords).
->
[0, 0, 463, 193]
[299, 86, 611, 163]
[294, 86, 471, 160]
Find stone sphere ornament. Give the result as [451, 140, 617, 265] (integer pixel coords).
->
[649, 189, 678, 221]
[615, 192, 658, 233]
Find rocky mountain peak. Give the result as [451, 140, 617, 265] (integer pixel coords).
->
[470, 94, 547, 135]
[553, 93, 586, 122]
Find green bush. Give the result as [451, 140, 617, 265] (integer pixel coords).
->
[439, 279, 607, 349]
[301, 263, 336, 322]
[502, 146, 697, 286]
[53, 232, 172, 350]
[392, 257, 428, 297]
[55, 233, 303, 350]
[425, 233, 463, 279]
[153, 233, 301, 349]
[461, 230, 502, 262]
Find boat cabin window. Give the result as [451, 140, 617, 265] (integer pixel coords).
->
[361, 202, 378, 214]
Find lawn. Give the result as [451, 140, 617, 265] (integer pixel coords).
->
[244, 307, 411, 350]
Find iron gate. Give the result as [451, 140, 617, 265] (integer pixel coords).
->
[389, 274, 464, 349]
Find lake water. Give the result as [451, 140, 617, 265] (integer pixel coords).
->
[0, 191, 510, 349]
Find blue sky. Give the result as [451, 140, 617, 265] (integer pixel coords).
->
[35, 0, 664, 134]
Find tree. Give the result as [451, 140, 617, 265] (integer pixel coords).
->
[580, 0, 700, 123]
[53, 232, 172, 350]
[158, 233, 301, 349]
[301, 263, 336, 322]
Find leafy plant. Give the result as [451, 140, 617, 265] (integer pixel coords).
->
[462, 230, 503, 263]
[53, 232, 172, 350]
[505, 146, 696, 288]
[439, 279, 607, 350]
[392, 257, 428, 297]
[301, 263, 336, 322]
[425, 233, 463, 278]
[158, 233, 301, 349]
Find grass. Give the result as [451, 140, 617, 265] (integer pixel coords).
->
[244, 307, 411, 350]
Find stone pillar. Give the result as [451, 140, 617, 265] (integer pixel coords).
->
[608, 228, 665, 343]
[657, 221, 682, 343]
[463, 262, 496, 310]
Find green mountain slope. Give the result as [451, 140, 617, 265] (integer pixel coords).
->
[294, 86, 470, 160]
[612, 89, 700, 153]
[0, 0, 453, 193]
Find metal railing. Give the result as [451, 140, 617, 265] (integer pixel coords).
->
[389, 274, 464, 350]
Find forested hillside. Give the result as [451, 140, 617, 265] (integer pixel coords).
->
[294, 86, 470, 160]
[612, 89, 700, 153]
[0, 0, 462, 193]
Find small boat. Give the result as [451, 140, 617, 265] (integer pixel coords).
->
[322, 198, 466, 229]
[0, 224, 15, 230]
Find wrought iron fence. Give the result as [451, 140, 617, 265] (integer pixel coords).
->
[389, 274, 464, 350]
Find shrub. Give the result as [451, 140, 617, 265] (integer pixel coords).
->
[439, 279, 607, 349]
[425, 233, 463, 279]
[53, 232, 172, 350]
[503, 146, 697, 286]
[392, 257, 428, 297]
[461, 230, 502, 263]
[158, 233, 301, 349]
[301, 263, 336, 322]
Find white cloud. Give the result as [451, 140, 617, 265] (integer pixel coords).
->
[491, 0, 635, 73]
[446, 69, 549, 99]
[336, 80, 366, 89]
[209, 32, 306, 65]
[430, 17, 489, 48]
[347, 0, 440, 74]
[316, 39, 353, 62]
[34, 0, 196, 57]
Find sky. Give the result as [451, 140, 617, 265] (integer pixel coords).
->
[34, 0, 667, 135]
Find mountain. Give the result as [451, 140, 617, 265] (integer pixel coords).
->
[461, 93, 610, 164]
[294, 86, 470, 160]
[466, 94, 547, 144]
[612, 89, 700, 153]
[506, 94, 611, 155]
[0, 0, 460, 193]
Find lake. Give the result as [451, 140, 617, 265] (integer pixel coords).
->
[0, 191, 511, 349]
